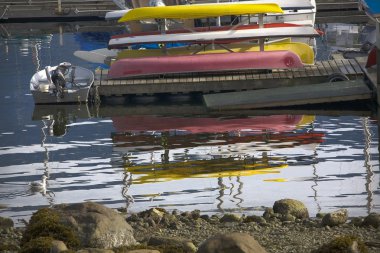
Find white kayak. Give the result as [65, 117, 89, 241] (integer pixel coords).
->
[108, 26, 319, 48]
[74, 48, 118, 64]
[105, 9, 131, 20]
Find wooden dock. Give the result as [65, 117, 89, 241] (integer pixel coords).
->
[94, 59, 368, 99]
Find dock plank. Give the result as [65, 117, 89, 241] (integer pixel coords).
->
[350, 59, 364, 74]
[335, 59, 349, 75]
[341, 59, 356, 75]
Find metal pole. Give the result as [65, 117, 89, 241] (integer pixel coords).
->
[376, 22, 380, 86]
[57, 0, 62, 13]
[216, 0, 221, 26]
[259, 14, 264, 51]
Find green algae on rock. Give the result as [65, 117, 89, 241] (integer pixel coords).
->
[21, 208, 80, 249]
[312, 235, 369, 253]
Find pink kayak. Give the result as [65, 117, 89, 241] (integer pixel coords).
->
[108, 50, 304, 79]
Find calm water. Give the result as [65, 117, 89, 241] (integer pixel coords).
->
[0, 21, 379, 225]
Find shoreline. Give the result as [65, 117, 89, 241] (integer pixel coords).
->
[1, 199, 380, 253]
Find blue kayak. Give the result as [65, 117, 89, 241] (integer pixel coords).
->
[360, 0, 380, 22]
[130, 42, 188, 50]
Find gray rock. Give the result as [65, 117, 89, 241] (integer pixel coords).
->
[55, 202, 136, 249]
[362, 212, 380, 228]
[51, 240, 68, 253]
[148, 236, 196, 253]
[321, 209, 348, 227]
[0, 216, 14, 229]
[273, 199, 309, 219]
[197, 232, 268, 253]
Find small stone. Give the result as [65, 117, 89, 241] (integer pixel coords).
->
[190, 210, 201, 220]
[281, 214, 296, 222]
[263, 208, 274, 219]
[349, 217, 363, 227]
[243, 215, 266, 224]
[316, 213, 326, 219]
[200, 214, 210, 221]
[362, 213, 380, 228]
[50, 240, 68, 253]
[220, 213, 241, 223]
[321, 209, 348, 227]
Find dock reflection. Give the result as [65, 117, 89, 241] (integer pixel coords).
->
[110, 112, 324, 212]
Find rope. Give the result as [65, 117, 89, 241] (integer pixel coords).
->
[0, 5, 9, 19]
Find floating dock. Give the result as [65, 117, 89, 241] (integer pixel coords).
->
[94, 59, 371, 105]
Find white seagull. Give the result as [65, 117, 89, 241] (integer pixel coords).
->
[29, 175, 47, 192]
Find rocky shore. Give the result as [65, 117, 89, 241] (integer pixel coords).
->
[1, 199, 380, 253]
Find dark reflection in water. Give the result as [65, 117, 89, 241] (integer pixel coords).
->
[0, 21, 379, 225]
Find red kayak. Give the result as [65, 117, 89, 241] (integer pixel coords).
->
[365, 46, 377, 68]
[108, 50, 304, 79]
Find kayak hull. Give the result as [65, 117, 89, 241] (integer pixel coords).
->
[108, 50, 304, 79]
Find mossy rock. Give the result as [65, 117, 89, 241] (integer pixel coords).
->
[312, 235, 368, 253]
[0, 216, 14, 228]
[219, 213, 241, 223]
[113, 244, 160, 253]
[20, 236, 54, 253]
[0, 242, 19, 251]
[273, 199, 309, 219]
[21, 208, 80, 249]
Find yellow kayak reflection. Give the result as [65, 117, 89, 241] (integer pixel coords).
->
[125, 153, 288, 184]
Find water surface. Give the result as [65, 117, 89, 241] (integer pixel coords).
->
[0, 21, 379, 225]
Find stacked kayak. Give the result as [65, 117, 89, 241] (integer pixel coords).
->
[103, 1, 320, 78]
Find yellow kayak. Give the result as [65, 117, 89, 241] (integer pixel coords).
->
[118, 3, 284, 22]
[117, 41, 315, 65]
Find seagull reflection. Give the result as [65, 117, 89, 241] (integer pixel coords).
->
[122, 172, 134, 212]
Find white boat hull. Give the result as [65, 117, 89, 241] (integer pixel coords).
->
[30, 65, 94, 104]
[31, 88, 91, 104]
